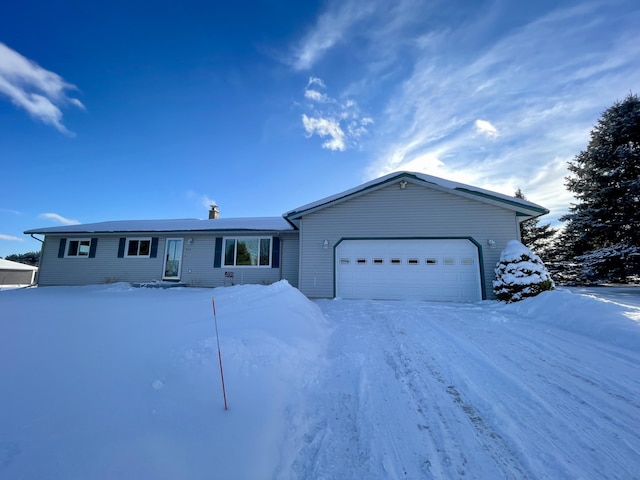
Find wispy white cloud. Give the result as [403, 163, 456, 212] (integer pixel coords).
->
[0, 208, 21, 216]
[304, 89, 330, 103]
[302, 114, 346, 151]
[0, 43, 84, 135]
[289, 1, 375, 70]
[39, 213, 80, 225]
[474, 119, 499, 138]
[301, 76, 372, 151]
[0, 234, 22, 242]
[307, 76, 326, 88]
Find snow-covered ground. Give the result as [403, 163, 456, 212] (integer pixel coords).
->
[1, 282, 638, 479]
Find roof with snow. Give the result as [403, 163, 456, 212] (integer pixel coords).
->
[0, 258, 38, 271]
[285, 171, 549, 220]
[24, 217, 296, 235]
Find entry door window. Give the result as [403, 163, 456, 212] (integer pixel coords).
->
[163, 238, 183, 279]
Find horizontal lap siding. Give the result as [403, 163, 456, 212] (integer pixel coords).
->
[280, 232, 300, 288]
[38, 235, 166, 286]
[39, 232, 300, 288]
[297, 183, 519, 299]
[181, 232, 298, 287]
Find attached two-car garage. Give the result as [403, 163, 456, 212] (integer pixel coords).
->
[335, 239, 482, 302]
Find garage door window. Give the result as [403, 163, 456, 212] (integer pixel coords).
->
[426, 258, 437, 265]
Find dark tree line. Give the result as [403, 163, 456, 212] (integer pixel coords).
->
[2, 251, 40, 267]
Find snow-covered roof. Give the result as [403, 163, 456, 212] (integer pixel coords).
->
[24, 217, 296, 235]
[285, 171, 549, 220]
[0, 258, 38, 271]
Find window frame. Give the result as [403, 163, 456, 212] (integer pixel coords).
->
[125, 238, 152, 258]
[65, 238, 92, 258]
[223, 236, 273, 268]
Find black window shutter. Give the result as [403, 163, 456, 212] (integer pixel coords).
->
[117, 238, 126, 258]
[214, 237, 223, 268]
[58, 238, 67, 258]
[271, 237, 280, 268]
[89, 238, 98, 258]
[150, 238, 159, 258]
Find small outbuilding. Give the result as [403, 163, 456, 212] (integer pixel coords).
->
[0, 258, 38, 287]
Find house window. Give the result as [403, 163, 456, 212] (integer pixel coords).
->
[126, 238, 152, 257]
[224, 237, 272, 267]
[67, 239, 91, 257]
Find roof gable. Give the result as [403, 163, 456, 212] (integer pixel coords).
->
[284, 171, 548, 220]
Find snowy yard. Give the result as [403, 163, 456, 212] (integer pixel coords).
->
[1, 282, 639, 479]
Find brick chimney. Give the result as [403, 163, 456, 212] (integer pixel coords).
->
[209, 204, 220, 219]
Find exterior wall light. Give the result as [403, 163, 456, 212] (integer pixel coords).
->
[399, 180, 408, 189]
[323, 239, 329, 249]
[487, 239, 496, 248]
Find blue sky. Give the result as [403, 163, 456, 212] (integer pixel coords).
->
[1, 0, 639, 258]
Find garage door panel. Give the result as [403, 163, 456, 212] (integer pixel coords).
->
[336, 239, 481, 302]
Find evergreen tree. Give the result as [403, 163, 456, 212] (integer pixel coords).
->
[514, 189, 557, 261]
[561, 93, 640, 282]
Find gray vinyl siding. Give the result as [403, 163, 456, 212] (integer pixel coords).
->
[0, 269, 36, 286]
[296, 182, 520, 300]
[37, 235, 166, 286]
[37, 231, 299, 288]
[280, 232, 300, 288]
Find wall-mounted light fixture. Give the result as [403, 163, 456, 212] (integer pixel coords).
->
[187, 238, 194, 245]
[487, 239, 496, 248]
[399, 180, 408, 189]
[323, 239, 329, 249]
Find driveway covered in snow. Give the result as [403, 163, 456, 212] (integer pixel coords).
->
[287, 297, 639, 479]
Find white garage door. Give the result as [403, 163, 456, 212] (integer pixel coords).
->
[336, 239, 482, 302]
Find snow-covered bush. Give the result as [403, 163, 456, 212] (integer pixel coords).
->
[493, 240, 555, 303]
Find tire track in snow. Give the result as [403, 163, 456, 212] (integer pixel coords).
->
[378, 306, 531, 479]
[282, 300, 640, 480]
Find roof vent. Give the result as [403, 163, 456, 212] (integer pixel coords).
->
[209, 204, 220, 220]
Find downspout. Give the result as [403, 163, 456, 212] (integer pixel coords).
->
[30, 234, 44, 285]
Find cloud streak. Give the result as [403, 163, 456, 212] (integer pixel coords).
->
[0, 234, 22, 242]
[39, 213, 80, 225]
[0, 43, 84, 134]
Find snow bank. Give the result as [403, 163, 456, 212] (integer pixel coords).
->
[0, 281, 329, 480]
[501, 289, 640, 351]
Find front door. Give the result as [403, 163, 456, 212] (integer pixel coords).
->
[163, 238, 183, 280]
